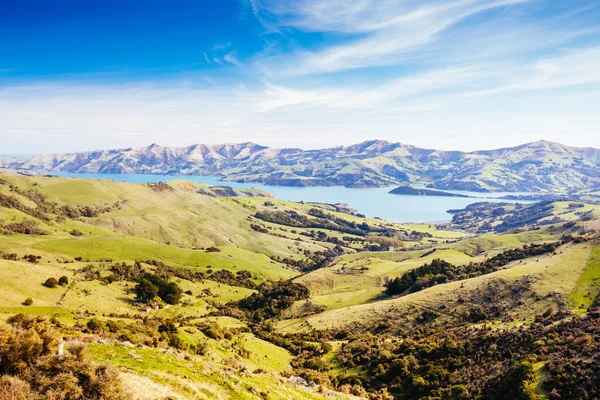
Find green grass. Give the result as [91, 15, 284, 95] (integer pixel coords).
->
[529, 361, 549, 400]
[88, 341, 348, 399]
[0, 259, 75, 307]
[570, 245, 600, 310]
[451, 230, 555, 256]
[31, 236, 295, 281]
[299, 242, 593, 332]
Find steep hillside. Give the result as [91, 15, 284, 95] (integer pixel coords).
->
[3, 140, 599, 192]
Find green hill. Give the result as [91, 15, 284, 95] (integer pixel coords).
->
[1, 172, 599, 399]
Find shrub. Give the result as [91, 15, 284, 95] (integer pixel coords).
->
[3, 220, 49, 235]
[193, 339, 210, 356]
[0, 376, 34, 399]
[197, 322, 226, 340]
[43, 277, 58, 288]
[1, 314, 131, 399]
[237, 281, 310, 321]
[23, 254, 39, 263]
[58, 276, 69, 286]
[22, 298, 33, 306]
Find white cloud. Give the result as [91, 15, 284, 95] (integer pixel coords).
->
[223, 52, 241, 65]
[257, 67, 487, 111]
[252, 0, 534, 75]
[460, 46, 600, 98]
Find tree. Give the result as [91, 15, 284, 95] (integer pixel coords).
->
[159, 281, 182, 305]
[135, 279, 158, 303]
[58, 276, 69, 286]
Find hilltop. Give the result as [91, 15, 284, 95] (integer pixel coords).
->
[2, 139, 600, 192]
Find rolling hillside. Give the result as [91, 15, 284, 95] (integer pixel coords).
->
[1, 172, 599, 399]
[2, 139, 599, 192]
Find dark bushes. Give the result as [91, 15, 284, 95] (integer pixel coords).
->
[134, 273, 182, 305]
[236, 281, 310, 322]
[2, 220, 48, 235]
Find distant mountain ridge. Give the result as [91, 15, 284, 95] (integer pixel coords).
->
[2, 139, 599, 192]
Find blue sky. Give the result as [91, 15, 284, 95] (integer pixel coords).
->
[1, 0, 600, 153]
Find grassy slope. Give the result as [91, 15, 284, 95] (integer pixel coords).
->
[293, 228, 564, 312]
[295, 248, 475, 310]
[301, 242, 594, 331]
[2, 172, 599, 398]
[0, 174, 366, 398]
[4, 175, 328, 258]
[569, 244, 600, 311]
[90, 342, 357, 400]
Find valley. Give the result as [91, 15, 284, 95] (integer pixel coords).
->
[0, 171, 599, 399]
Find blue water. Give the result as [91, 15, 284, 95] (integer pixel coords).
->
[47, 172, 531, 223]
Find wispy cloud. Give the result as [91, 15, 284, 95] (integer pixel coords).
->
[257, 67, 487, 111]
[461, 46, 600, 98]
[251, 0, 534, 75]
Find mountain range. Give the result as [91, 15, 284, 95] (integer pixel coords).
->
[2, 139, 599, 192]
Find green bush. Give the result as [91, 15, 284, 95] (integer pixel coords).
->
[58, 276, 69, 286]
[43, 277, 58, 288]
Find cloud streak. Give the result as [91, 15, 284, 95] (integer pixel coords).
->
[252, 0, 534, 75]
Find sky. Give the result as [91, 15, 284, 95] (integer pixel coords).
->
[1, 0, 600, 154]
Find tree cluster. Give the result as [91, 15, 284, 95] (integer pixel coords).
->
[233, 281, 310, 322]
[333, 311, 600, 399]
[135, 273, 182, 305]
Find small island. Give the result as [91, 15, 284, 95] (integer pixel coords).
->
[389, 186, 471, 197]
